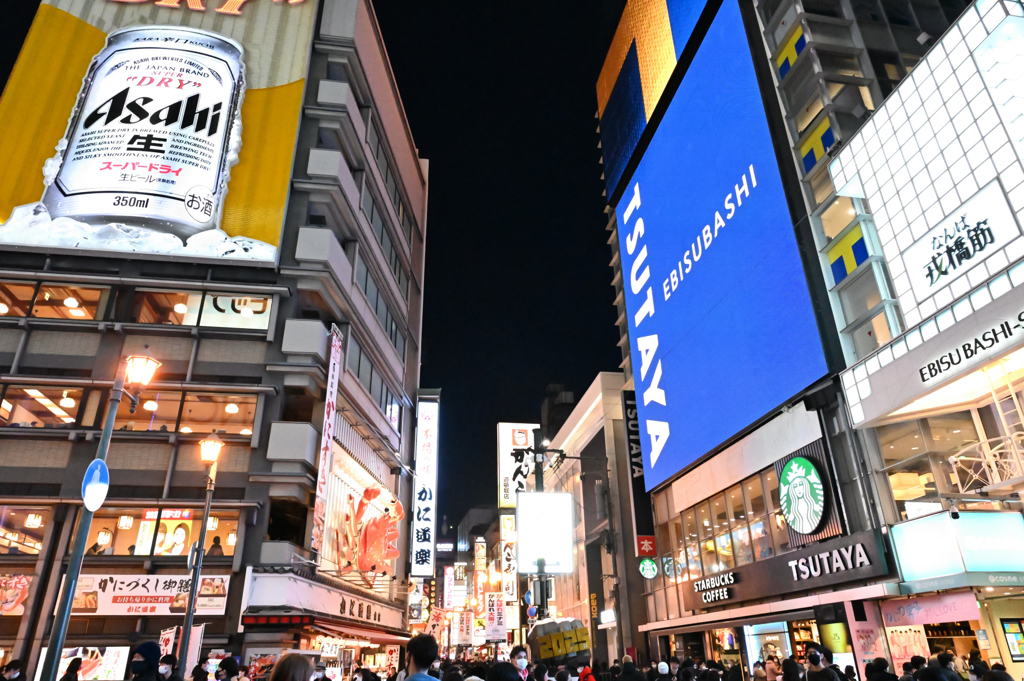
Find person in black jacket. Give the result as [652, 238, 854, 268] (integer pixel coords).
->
[59, 658, 82, 681]
[869, 658, 898, 681]
[159, 655, 184, 681]
[131, 642, 163, 681]
[616, 656, 647, 681]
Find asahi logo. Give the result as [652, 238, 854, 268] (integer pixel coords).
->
[780, 456, 825, 534]
[106, 0, 307, 17]
[84, 88, 224, 138]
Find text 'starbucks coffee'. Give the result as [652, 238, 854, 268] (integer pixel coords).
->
[41, 26, 245, 240]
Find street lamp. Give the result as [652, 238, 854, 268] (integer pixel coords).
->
[40, 349, 161, 681]
[176, 432, 223, 672]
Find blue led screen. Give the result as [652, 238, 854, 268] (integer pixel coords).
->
[616, 0, 829, 490]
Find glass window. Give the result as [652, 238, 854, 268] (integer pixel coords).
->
[700, 537, 717, 574]
[87, 508, 238, 556]
[795, 93, 824, 135]
[732, 524, 754, 566]
[819, 197, 856, 240]
[326, 62, 348, 82]
[32, 284, 109, 320]
[696, 502, 713, 540]
[671, 517, 684, 554]
[764, 469, 780, 511]
[711, 494, 729, 532]
[746, 475, 767, 517]
[750, 518, 774, 560]
[2, 387, 81, 427]
[0, 506, 50, 554]
[851, 310, 893, 359]
[927, 412, 979, 452]
[685, 543, 702, 580]
[316, 127, 342, 151]
[876, 419, 925, 464]
[840, 269, 882, 321]
[714, 532, 735, 570]
[770, 511, 792, 554]
[131, 290, 201, 325]
[810, 167, 835, 207]
[0, 282, 36, 317]
[199, 293, 271, 330]
[179, 393, 256, 435]
[114, 391, 182, 432]
[726, 485, 745, 523]
[682, 509, 699, 545]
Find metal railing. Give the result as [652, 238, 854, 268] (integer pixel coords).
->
[948, 433, 1024, 493]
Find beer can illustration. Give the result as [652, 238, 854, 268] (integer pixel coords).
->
[41, 26, 245, 241]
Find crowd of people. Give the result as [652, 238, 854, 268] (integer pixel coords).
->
[0, 635, 1012, 681]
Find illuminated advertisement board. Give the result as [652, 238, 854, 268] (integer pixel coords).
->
[0, 0, 317, 264]
[616, 0, 828, 490]
[411, 399, 440, 577]
[497, 423, 538, 508]
[516, 492, 573, 574]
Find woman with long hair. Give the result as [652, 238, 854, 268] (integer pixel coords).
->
[270, 655, 314, 681]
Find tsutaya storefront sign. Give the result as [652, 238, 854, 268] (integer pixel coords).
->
[841, 277, 1024, 425]
[681, 530, 889, 610]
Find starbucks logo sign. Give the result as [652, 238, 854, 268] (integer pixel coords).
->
[779, 456, 826, 535]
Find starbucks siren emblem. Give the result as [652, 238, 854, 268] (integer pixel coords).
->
[779, 456, 825, 534]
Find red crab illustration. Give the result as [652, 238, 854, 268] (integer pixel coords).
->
[333, 486, 405, 588]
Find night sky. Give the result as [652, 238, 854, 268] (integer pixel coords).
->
[0, 0, 627, 529]
[371, 1, 626, 527]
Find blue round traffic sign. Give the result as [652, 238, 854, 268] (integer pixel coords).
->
[82, 459, 110, 512]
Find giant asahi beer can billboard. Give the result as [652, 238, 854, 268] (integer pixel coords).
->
[0, 0, 319, 264]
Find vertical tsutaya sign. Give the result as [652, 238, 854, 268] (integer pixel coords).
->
[411, 399, 440, 577]
[312, 327, 344, 555]
[500, 515, 518, 601]
[485, 592, 507, 641]
[497, 423, 539, 508]
[622, 391, 656, 557]
[0, 0, 318, 263]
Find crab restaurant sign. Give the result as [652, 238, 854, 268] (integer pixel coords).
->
[411, 399, 439, 577]
[245, 572, 405, 631]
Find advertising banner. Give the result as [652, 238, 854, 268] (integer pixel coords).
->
[411, 398, 440, 577]
[455, 611, 474, 646]
[0, 0, 318, 264]
[312, 327, 343, 555]
[622, 391, 656, 556]
[517, 493, 574, 574]
[485, 592, 507, 642]
[497, 423, 539, 508]
[444, 566, 455, 609]
[615, 0, 828, 490]
[424, 607, 448, 639]
[500, 514, 518, 600]
[0, 575, 31, 615]
[70, 574, 228, 616]
[159, 627, 177, 656]
[35, 647, 130, 681]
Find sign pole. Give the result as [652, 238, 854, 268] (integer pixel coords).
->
[40, 361, 127, 681]
[532, 428, 548, 620]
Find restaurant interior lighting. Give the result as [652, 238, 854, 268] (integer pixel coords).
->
[173, 303, 188, 314]
[64, 297, 78, 308]
[97, 530, 112, 546]
[24, 514, 42, 529]
[225, 403, 239, 414]
[59, 391, 75, 409]
[0, 304, 9, 315]
[25, 389, 75, 423]
[143, 400, 158, 412]
[207, 516, 219, 531]
[117, 515, 134, 530]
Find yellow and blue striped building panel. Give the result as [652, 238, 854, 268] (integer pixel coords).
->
[775, 25, 806, 79]
[828, 224, 869, 285]
[801, 117, 836, 173]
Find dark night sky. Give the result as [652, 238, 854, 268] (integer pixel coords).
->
[0, 0, 627, 529]
[371, 1, 626, 528]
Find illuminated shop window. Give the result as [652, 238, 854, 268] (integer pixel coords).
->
[179, 393, 256, 436]
[0, 282, 36, 317]
[1, 386, 82, 427]
[31, 284, 109, 321]
[849, 311, 894, 358]
[84, 508, 239, 556]
[114, 391, 182, 433]
[0, 506, 49, 554]
[819, 196, 857, 240]
[199, 293, 271, 330]
[131, 290, 202, 325]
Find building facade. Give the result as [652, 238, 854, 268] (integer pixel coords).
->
[0, 0, 428, 677]
[597, 0, 1024, 674]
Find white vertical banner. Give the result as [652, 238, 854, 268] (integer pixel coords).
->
[312, 326, 344, 554]
[497, 423, 539, 509]
[500, 515, 518, 601]
[424, 607, 448, 639]
[455, 610, 474, 645]
[411, 399, 440, 577]
[184, 624, 204, 674]
[444, 566, 455, 609]
[485, 592, 506, 642]
[159, 627, 177, 656]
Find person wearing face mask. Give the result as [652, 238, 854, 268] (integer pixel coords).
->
[3, 661, 22, 681]
[314, 663, 326, 681]
[160, 655, 184, 681]
[428, 660, 442, 680]
[218, 658, 241, 681]
[132, 642, 163, 681]
[509, 647, 530, 681]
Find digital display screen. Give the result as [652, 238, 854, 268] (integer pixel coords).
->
[616, 0, 828, 490]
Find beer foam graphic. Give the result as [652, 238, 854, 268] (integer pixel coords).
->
[0, 202, 274, 261]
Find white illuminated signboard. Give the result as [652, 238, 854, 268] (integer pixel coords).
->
[500, 514, 518, 600]
[516, 492, 573, 574]
[411, 399, 439, 577]
[497, 423, 538, 508]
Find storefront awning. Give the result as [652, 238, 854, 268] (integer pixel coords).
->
[315, 620, 410, 645]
